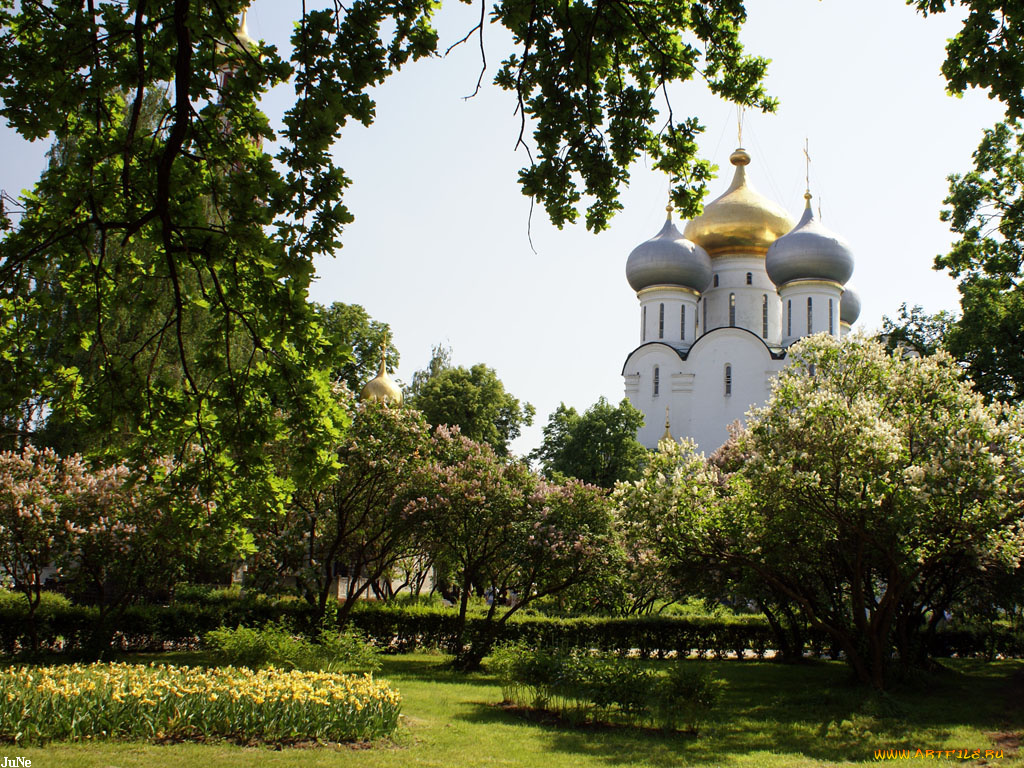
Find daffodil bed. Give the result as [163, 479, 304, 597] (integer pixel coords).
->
[0, 662, 401, 745]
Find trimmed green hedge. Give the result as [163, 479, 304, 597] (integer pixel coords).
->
[1, 591, 1022, 661]
[0, 593, 316, 655]
[346, 605, 777, 659]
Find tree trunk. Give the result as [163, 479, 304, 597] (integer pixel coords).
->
[451, 573, 472, 656]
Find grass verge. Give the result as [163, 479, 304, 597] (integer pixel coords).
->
[9, 653, 1024, 767]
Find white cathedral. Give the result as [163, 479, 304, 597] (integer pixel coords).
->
[622, 146, 861, 452]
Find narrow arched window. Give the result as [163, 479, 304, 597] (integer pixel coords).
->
[724, 364, 732, 396]
[653, 366, 660, 396]
[787, 299, 792, 337]
[729, 293, 736, 327]
[713, 274, 719, 287]
[658, 303, 665, 339]
[746, 272, 753, 285]
[642, 305, 646, 342]
[807, 297, 813, 334]
[762, 295, 768, 338]
[829, 298, 834, 335]
[703, 298, 707, 333]
[680, 305, 686, 340]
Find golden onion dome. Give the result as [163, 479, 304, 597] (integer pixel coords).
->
[359, 348, 403, 406]
[683, 148, 795, 257]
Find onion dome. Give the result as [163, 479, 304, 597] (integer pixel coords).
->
[683, 148, 795, 256]
[840, 284, 862, 326]
[626, 209, 712, 293]
[765, 193, 855, 287]
[360, 348, 403, 406]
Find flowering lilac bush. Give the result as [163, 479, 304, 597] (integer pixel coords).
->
[404, 427, 617, 668]
[0, 445, 202, 651]
[616, 335, 1024, 689]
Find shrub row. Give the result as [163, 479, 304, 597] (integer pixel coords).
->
[204, 622, 382, 673]
[2, 592, 1022, 660]
[349, 605, 778, 659]
[490, 642, 720, 732]
[0, 592, 316, 655]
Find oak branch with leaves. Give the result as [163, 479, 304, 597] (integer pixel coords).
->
[0, 0, 775, 525]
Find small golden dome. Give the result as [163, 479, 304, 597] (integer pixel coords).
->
[360, 348, 403, 406]
[683, 148, 795, 257]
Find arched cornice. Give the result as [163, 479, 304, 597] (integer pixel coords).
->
[683, 326, 787, 361]
[620, 341, 688, 376]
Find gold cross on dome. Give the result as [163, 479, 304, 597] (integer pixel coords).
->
[803, 138, 812, 194]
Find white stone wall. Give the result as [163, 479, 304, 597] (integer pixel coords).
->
[698, 255, 782, 344]
[778, 280, 844, 346]
[622, 329, 786, 453]
[637, 286, 699, 346]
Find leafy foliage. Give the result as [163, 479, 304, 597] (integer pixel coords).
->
[248, 394, 434, 620]
[0, 1, 354, 533]
[0, 446, 81, 631]
[912, 1, 1024, 120]
[879, 303, 954, 358]
[409, 363, 535, 456]
[491, 0, 776, 228]
[0, 446, 205, 651]
[204, 620, 381, 673]
[0, 0, 776, 483]
[490, 642, 720, 732]
[908, 2, 1024, 403]
[406, 343, 453, 400]
[936, 120, 1024, 402]
[531, 397, 648, 488]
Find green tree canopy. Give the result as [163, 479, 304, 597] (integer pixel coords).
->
[934, 121, 1024, 402]
[531, 397, 647, 488]
[248, 395, 434, 621]
[879, 302, 954, 358]
[910, 3, 1024, 403]
[313, 303, 398, 394]
[405, 343, 453, 400]
[409, 362, 534, 456]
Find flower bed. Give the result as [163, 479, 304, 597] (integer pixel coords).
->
[0, 662, 401, 745]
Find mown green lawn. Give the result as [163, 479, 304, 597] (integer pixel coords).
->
[13, 653, 1024, 767]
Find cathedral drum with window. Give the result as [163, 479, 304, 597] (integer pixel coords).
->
[622, 147, 860, 452]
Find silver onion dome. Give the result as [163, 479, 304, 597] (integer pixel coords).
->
[626, 215, 712, 293]
[840, 284, 862, 326]
[765, 194, 855, 287]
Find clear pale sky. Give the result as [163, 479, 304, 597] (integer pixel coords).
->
[0, 0, 1006, 457]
